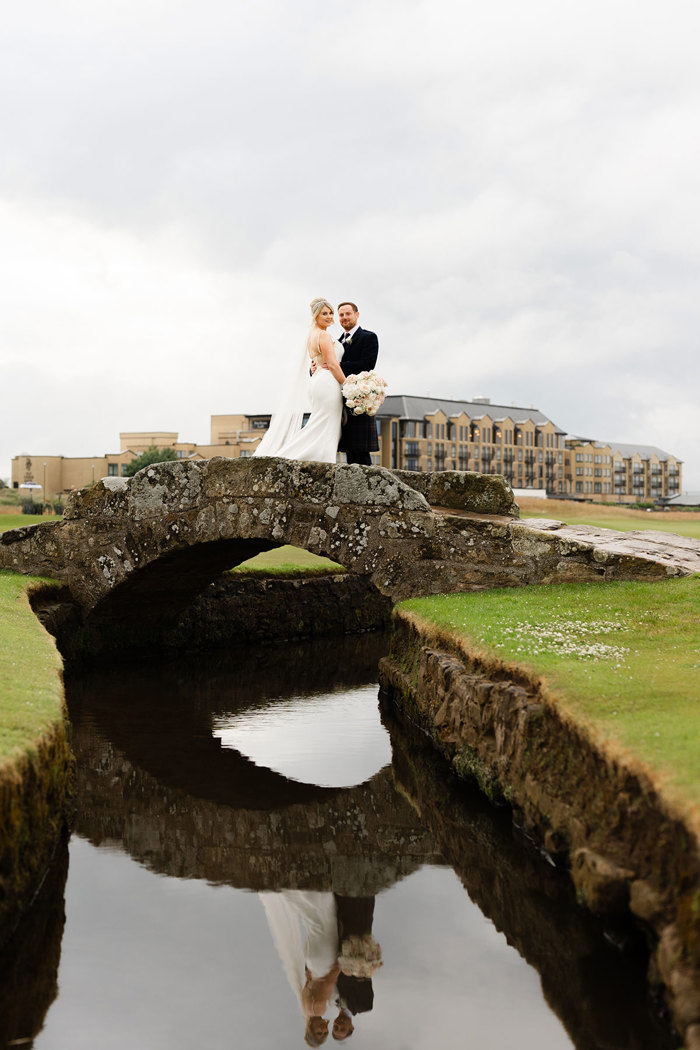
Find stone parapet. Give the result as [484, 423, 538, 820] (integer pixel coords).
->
[392, 468, 518, 516]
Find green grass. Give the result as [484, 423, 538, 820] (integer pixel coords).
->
[0, 571, 64, 766]
[232, 545, 345, 575]
[401, 578, 700, 806]
[0, 514, 60, 533]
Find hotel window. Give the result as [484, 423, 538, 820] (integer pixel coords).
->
[121, 464, 130, 476]
[576, 453, 583, 462]
[240, 450, 251, 458]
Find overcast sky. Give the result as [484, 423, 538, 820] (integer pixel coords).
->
[2, 0, 699, 488]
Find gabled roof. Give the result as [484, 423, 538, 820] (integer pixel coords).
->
[378, 395, 566, 433]
[606, 442, 680, 462]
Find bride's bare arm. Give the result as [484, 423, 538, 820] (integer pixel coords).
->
[318, 332, 346, 385]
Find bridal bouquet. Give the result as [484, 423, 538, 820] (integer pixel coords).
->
[342, 371, 388, 416]
[338, 934, 383, 978]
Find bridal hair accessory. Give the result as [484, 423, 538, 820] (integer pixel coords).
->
[338, 934, 383, 978]
[342, 370, 387, 416]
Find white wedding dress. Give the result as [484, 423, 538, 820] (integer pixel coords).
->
[253, 341, 344, 464]
[260, 891, 339, 1014]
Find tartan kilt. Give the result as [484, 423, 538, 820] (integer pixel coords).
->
[338, 408, 380, 453]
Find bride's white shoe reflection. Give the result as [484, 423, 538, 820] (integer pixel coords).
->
[212, 684, 392, 788]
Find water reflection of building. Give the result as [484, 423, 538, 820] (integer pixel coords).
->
[10, 399, 682, 504]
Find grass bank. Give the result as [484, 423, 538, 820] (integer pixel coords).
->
[518, 497, 700, 541]
[0, 572, 64, 766]
[401, 578, 700, 810]
[0, 570, 71, 938]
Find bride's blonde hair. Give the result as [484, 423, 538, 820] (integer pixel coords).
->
[310, 298, 334, 323]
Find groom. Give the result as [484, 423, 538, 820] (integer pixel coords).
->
[337, 302, 380, 466]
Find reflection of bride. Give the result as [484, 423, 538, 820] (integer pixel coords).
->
[252, 298, 346, 464]
[261, 891, 340, 1046]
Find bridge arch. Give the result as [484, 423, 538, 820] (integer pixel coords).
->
[2, 457, 694, 628]
[0, 458, 451, 623]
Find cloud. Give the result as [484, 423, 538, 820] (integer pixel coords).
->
[1, 0, 699, 486]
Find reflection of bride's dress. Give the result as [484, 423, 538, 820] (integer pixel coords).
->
[261, 891, 339, 1014]
[253, 342, 344, 464]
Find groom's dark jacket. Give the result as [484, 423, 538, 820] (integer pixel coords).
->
[338, 327, 380, 454]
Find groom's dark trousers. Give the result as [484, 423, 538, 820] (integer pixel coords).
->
[338, 327, 380, 467]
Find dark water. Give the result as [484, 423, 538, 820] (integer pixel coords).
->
[0, 635, 675, 1049]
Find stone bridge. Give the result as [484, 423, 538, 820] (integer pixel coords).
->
[2, 457, 698, 625]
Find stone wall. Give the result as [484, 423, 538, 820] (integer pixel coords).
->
[32, 572, 392, 661]
[379, 609, 700, 1047]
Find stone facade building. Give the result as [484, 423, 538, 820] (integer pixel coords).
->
[564, 439, 682, 501]
[11, 398, 682, 504]
[376, 395, 568, 493]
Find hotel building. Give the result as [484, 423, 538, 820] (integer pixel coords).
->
[11, 397, 682, 504]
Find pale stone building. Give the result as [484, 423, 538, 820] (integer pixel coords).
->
[376, 395, 568, 493]
[11, 401, 683, 504]
[564, 439, 683, 502]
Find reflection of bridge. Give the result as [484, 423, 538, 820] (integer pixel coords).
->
[68, 636, 443, 895]
[5, 632, 675, 1050]
[3, 458, 696, 628]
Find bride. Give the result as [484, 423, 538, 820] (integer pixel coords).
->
[252, 298, 346, 464]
